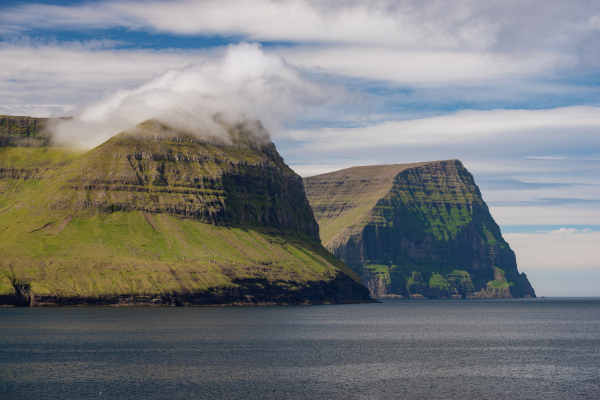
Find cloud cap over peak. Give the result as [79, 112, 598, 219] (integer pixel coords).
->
[50, 42, 348, 149]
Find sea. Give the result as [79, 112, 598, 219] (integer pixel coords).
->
[1, 298, 599, 399]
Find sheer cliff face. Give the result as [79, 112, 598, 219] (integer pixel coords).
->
[0, 118, 373, 306]
[304, 160, 536, 299]
[0, 115, 70, 147]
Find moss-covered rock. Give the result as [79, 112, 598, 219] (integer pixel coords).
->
[304, 160, 536, 299]
[0, 115, 72, 147]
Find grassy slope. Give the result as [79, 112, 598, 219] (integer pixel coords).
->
[305, 163, 432, 244]
[0, 209, 356, 297]
[0, 134, 360, 298]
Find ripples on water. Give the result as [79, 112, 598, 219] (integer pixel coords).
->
[1, 299, 599, 399]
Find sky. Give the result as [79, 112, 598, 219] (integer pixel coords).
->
[1, 0, 598, 296]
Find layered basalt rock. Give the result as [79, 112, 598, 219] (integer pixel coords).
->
[0, 273, 370, 307]
[44, 119, 320, 238]
[304, 160, 536, 299]
[0, 118, 373, 306]
[0, 115, 70, 147]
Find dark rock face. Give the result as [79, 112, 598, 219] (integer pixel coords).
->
[0, 272, 374, 307]
[304, 160, 536, 299]
[21, 119, 320, 239]
[0, 115, 70, 147]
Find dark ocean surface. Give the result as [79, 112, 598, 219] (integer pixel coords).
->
[1, 298, 599, 399]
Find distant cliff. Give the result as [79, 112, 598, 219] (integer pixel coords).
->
[304, 160, 536, 299]
[0, 115, 71, 147]
[0, 118, 373, 306]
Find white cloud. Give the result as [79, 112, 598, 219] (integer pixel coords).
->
[1, 0, 599, 114]
[286, 106, 600, 151]
[0, 1, 507, 48]
[524, 156, 567, 160]
[0, 40, 217, 116]
[51, 43, 347, 148]
[4, 0, 600, 55]
[505, 230, 600, 271]
[549, 227, 584, 234]
[280, 46, 573, 86]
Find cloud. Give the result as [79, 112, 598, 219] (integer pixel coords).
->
[524, 156, 567, 160]
[4, 0, 600, 54]
[280, 46, 574, 87]
[548, 227, 595, 234]
[0, 39, 216, 116]
[476, 179, 589, 191]
[285, 106, 600, 155]
[489, 198, 600, 207]
[504, 230, 600, 270]
[51, 42, 347, 148]
[2, 0, 600, 113]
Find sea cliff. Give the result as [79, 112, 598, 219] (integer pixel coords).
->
[304, 160, 536, 299]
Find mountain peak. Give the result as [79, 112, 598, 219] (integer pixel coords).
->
[120, 117, 272, 150]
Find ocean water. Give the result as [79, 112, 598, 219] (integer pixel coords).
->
[1, 299, 599, 399]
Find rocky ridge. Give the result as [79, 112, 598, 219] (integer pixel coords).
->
[304, 160, 536, 299]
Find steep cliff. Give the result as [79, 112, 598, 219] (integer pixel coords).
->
[304, 160, 536, 299]
[0, 118, 373, 306]
[0, 115, 70, 147]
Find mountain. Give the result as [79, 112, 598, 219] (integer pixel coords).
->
[0, 115, 72, 147]
[303, 160, 536, 299]
[0, 117, 373, 306]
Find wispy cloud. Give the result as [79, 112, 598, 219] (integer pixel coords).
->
[280, 46, 574, 87]
[476, 179, 590, 191]
[0, 39, 217, 116]
[524, 156, 567, 160]
[285, 107, 600, 154]
[50, 43, 349, 148]
[549, 227, 594, 234]
[1, 0, 597, 98]
[488, 198, 600, 207]
[4, 0, 600, 54]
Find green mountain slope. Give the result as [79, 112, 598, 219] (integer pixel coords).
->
[0, 114, 72, 147]
[304, 160, 536, 299]
[0, 118, 373, 306]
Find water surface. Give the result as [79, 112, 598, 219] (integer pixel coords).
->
[1, 298, 599, 399]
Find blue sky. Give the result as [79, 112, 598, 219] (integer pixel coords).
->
[1, 0, 599, 295]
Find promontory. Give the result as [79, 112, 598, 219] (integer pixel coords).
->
[303, 161, 536, 299]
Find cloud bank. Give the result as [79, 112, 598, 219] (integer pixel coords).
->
[0, 39, 216, 117]
[4, 0, 600, 54]
[51, 43, 344, 148]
